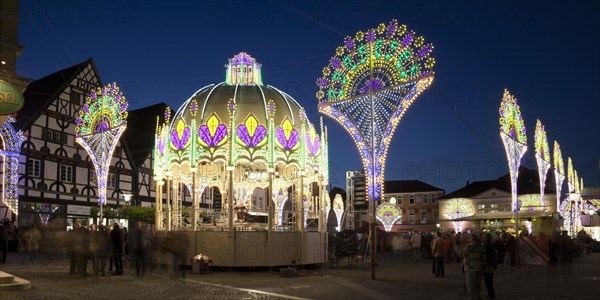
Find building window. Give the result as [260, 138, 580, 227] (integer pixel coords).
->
[409, 212, 415, 224]
[70, 90, 83, 104]
[433, 211, 439, 223]
[490, 204, 499, 213]
[423, 194, 429, 204]
[60, 165, 73, 183]
[420, 211, 428, 223]
[397, 196, 403, 205]
[409, 195, 415, 205]
[108, 173, 117, 189]
[44, 129, 62, 143]
[27, 159, 41, 177]
[477, 204, 487, 213]
[431, 194, 437, 204]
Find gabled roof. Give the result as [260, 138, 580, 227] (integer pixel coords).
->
[16, 58, 96, 130]
[384, 180, 445, 194]
[440, 166, 555, 199]
[122, 103, 169, 167]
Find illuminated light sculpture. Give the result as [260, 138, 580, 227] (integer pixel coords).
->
[443, 198, 475, 232]
[317, 19, 435, 279]
[553, 141, 565, 212]
[153, 52, 329, 253]
[518, 194, 542, 211]
[333, 194, 344, 232]
[534, 120, 550, 208]
[0, 116, 25, 217]
[376, 202, 402, 232]
[499, 89, 527, 213]
[75, 83, 128, 224]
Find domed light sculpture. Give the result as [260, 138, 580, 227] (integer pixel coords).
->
[153, 53, 329, 237]
[316, 19, 435, 279]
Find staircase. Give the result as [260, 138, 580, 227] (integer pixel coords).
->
[0, 271, 31, 291]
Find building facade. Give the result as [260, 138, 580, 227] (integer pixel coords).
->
[438, 167, 557, 235]
[345, 170, 445, 232]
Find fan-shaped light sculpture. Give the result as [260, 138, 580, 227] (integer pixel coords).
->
[75, 83, 128, 224]
[534, 120, 550, 208]
[553, 141, 565, 212]
[316, 19, 435, 279]
[499, 90, 527, 213]
[376, 202, 401, 232]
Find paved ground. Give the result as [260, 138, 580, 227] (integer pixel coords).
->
[1, 252, 599, 299]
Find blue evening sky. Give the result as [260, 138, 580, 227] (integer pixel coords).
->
[18, 0, 600, 193]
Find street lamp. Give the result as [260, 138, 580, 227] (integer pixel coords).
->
[123, 194, 132, 206]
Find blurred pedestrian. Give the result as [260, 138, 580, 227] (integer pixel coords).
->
[432, 232, 444, 278]
[463, 234, 486, 300]
[110, 223, 124, 275]
[483, 233, 497, 300]
[131, 221, 148, 277]
[0, 220, 8, 264]
[73, 222, 90, 276]
[410, 232, 421, 261]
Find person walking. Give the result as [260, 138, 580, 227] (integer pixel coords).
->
[432, 232, 445, 278]
[73, 222, 90, 276]
[483, 233, 497, 300]
[110, 223, 124, 275]
[410, 232, 421, 262]
[463, 234, 486, 300]
[0, 220, 8, 264]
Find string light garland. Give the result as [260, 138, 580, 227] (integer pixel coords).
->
[75, 83, 128, 208]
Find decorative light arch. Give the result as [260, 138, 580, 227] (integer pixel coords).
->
[444, 198, 475, 232]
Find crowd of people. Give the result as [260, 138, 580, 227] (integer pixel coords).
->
[0, 218, 190, 278]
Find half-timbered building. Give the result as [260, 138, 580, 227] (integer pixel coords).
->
[15, 59, 134, 228]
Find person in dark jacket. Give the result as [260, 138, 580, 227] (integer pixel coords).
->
[73, 222, 90, 276]
[110, 223, 124, 275]
[483, 233, 497, 300]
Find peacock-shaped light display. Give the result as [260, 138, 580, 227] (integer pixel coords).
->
[553, 141, 565, 212]
[75, 83, 128, 210]
[316, 19, 435, 202]
[376, 202, 402, 232]
[534, 120, 551, 208]
[499, 89, 527, 212]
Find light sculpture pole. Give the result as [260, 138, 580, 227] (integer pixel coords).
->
[553, 141, 565, 213]
[75, 83, 128, 225]
[317, 20, 435, 279]
[499, 89, 527, 258]
[534, 120, 550, 209]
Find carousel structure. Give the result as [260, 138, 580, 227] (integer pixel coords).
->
[153, 53, 329, 267]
